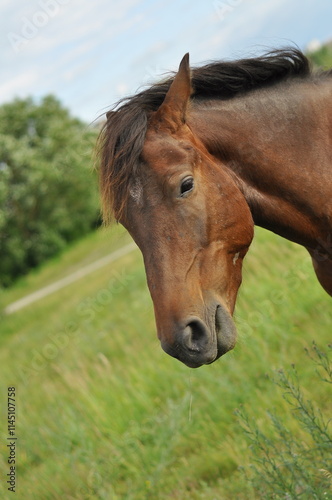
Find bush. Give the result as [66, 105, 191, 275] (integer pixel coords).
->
[0, 95, 100, 287]
[236, 343, 332, 499]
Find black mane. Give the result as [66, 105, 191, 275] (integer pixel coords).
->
[122, 48, 310, 111]
[98, 48, 312, 222]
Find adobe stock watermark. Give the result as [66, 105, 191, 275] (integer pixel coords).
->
[142, 64, 164, 86]
[313, 234, 332, 262]
[236, 256, 311, 345]
[74, 469, 111, 499]
[213, 0, 243, 22]
[7, 0, 70, 54]
[18, 267, 135, 385]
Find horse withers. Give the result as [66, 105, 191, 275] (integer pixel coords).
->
[99, 49, 332, 367]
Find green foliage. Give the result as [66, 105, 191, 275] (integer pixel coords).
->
[0, 95, 99, 287]
[308, 43, 332, 70]
[236, 343, 332, 499]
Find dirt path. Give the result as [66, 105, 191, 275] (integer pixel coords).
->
[4, 242, 137, 315]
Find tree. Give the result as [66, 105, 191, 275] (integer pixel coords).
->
[308, 41, 332, 70]
[0, 95, 99, 287]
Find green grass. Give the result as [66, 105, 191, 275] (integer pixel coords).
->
[0, 226, 331, 499]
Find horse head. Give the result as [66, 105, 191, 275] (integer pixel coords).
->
[118, 54, 254, 367]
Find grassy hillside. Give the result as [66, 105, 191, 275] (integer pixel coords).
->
[0, 225, 330, 499]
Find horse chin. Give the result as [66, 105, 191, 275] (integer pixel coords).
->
[214, 304, 237, 359]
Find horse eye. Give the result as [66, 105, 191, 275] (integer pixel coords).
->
[180, 177, 194, 196]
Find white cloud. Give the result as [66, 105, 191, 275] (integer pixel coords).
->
[195, 0, 290, 61]
[0, 0, 331, 123]
[115, 82, 130, 95]
[63, 60, 95, 83]
[0, 70, 38, 101]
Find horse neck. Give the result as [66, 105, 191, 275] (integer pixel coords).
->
[189, 80, 332, 250]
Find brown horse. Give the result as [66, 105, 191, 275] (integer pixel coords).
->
[98, 49, 332, 368]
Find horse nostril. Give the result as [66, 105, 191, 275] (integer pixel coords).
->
[182, 318, 209, 352]
[160, 317, 217, 367]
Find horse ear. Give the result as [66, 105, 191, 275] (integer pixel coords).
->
[153, 53, 192, 128]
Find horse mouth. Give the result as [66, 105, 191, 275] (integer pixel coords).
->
[178, 304, 237, 368]
[214, 303, 237, 359]
[159, 302, 237, 368]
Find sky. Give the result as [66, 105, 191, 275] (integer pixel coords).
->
[1, 0, 332, 124]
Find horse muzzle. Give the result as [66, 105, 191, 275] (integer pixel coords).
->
[159, 303, 237, 368]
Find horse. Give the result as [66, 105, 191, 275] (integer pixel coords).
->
[98, 48, 332, 368]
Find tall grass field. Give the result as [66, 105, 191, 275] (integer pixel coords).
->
[0, 225, 331, 499]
